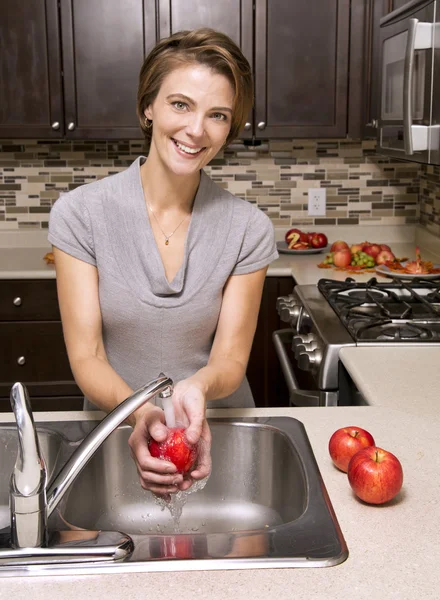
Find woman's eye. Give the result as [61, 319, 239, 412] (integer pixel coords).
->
[172, 101, 188, 111]
[212, 112, 227, 121]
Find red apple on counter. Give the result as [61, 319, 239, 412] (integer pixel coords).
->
[380, 244, 392, 252]
[364, 244, 382, 260]
[330, 240, 350, 253]
[376, 249, 396, 265]
[333, 249, 352, 268]
[148, 428, 198, 474]
[328, 426, 375, 472]
[310, 232, 328, 249]
[347, 446, 403, 504]
[285, 228, 303, 244]
[307, 232, 316, 245]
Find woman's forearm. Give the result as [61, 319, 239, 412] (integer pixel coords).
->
[70, 355, 133, 412]
[187, 357, 246, 403]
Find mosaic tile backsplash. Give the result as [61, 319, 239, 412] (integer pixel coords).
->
[0, 138, 426, 233]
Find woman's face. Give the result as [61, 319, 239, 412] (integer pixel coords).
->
[145, 64, 234, 177]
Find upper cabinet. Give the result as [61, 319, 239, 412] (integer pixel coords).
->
[0, 0, 401, 140]
[0, 0, 63, 138]
[254, 0, 350, 138]
[60, 0, 158, 139]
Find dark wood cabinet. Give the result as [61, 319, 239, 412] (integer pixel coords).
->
[0, 0, 63, 138]
[0, 279, 83, 411]
[1, 0, 381, 141]
[348, 0, 391, 139]
[60, 0, 158, 139]
[246, 277, 292, 408]
[254, 0, 350, 138]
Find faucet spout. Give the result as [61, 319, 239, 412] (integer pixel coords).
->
[9, 373, 173, 548]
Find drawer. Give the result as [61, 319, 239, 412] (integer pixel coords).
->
[0, 322, 75, 383]
[0, 280, 60, 320]
[0, 396, 83, 412]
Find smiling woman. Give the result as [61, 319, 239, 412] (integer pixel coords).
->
[47, 28, 278, 500]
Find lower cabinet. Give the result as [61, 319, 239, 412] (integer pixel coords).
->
[246, 277, 293, 408]
[0, 276, 293, 412]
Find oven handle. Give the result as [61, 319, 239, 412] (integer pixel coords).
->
[272, 329, 300, 394]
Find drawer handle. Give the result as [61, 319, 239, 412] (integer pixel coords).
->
[17, 356, 26, 366]
[13, 297, 22, 306]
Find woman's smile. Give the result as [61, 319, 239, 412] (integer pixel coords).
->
[171, 137, 206, 157]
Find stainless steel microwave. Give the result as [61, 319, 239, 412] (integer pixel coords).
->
[378, 0, 440, 165]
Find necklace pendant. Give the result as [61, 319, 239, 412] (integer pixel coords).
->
[165, 239, 169, 246]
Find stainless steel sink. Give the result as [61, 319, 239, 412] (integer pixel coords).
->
[0, 417, 348, 575]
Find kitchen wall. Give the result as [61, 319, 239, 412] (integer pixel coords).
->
[0, 138, 423, 233]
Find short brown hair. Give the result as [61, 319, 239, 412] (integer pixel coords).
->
[136, 28, 253, 149]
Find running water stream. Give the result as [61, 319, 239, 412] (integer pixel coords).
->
[153, 476, 209, 533]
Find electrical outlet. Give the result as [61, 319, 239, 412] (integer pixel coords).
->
[308, 188, 326, 216]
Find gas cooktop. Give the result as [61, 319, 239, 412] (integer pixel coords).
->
[318, 277, 440, 343]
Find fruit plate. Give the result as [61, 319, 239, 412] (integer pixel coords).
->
[375, 262, 440, 280]
[277, 241, 330, 255]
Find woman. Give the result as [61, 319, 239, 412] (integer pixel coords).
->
[48, 28, 278, 497]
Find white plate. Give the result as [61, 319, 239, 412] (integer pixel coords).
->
[277, 241, 330, 255]
[375, 262, 440, 280]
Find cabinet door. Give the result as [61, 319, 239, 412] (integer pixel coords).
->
[254, 0, 350, 138]
[0, 0, 63, 138]
[60, 0, 158, 139]
[348, 0, 390, 139]
[158, 0, 254, 139]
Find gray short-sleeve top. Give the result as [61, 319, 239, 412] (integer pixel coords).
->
[48, 156, 279, 408]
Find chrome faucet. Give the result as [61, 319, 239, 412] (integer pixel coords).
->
[9, 374, 173, 549]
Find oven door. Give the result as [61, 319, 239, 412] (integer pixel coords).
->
[272, 329, 338, 407]
[378, 1, 435, 164]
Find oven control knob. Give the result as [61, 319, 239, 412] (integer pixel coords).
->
[298, 348, 322, 371]
[277, 299, 295, 316]
[293, 333, 316, 346]
[294, 341, 318, 359]
[280, 304, 302, 326]
[276, 295, 295, 310]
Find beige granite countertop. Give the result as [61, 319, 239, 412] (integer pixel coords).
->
[0, 405, 438, 599]
[340, 347, 440, 419]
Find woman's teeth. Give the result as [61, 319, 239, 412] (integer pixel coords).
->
[173, 139, 203, 155]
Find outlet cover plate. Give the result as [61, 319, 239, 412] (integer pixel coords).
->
[308, 188, 326, 216]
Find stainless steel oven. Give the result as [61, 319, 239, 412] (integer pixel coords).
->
[274, 277, 440, 407]
[378, 0, 440, 165]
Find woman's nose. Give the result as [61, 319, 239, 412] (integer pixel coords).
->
[185, 113, 205, 138]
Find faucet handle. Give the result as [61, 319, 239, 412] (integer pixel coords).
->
[9, 383, 47, 548]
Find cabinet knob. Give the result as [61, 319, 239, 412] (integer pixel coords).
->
[367, 119, 378, 128]
[244, 122, 252, 131]
[257, 121, 266, 130]
[67, 122, 76, 131]
[13, 297, 22, 307]
[17, 356, 26, 366]
[51, 121, 60, 130]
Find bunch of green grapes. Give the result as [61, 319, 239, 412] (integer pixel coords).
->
[322, 252, 334, 265]
[351, 251, 375, 268]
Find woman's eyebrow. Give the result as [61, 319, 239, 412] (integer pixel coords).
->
[166, 93, 232, 113]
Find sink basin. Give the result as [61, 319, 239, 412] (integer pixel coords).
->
[0, 417, 348, 574]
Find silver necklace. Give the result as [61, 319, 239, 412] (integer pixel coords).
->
[146, 202, 190, 245]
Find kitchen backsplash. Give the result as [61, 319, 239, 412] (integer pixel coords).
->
[419, 164, 440, 238]
[0, 138, 424, 233]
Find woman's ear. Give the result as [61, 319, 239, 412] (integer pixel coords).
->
[144, 107, 153, 120]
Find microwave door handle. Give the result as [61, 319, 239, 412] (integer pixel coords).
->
[403, 18, 418, 155]
[272, 329, 299, 393]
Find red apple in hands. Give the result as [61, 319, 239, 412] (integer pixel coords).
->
[328, 426, 375, 472]
[148, 427, 198, 474]
[333, 249, 352, 268]
[347, 446, 403, 504]
[310, 232, 328, 249]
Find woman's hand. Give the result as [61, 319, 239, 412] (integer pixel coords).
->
[170, 379, 212, 491]
[127, 379, 212, 496]
[128, 403, 184, 497]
